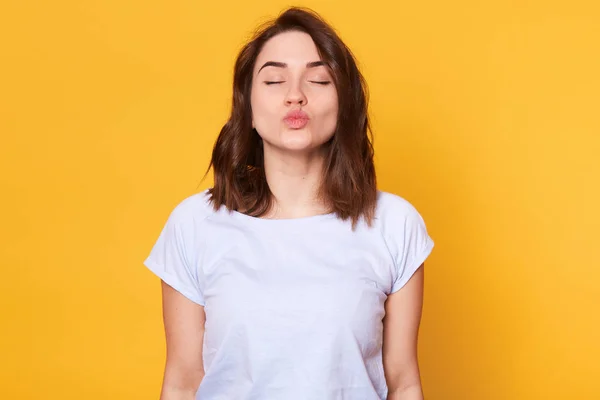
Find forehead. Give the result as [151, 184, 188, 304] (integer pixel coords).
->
[254, 31, 322, 71]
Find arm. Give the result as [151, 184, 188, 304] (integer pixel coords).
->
[159, 280, 206, 400]
[382, 264, 425, 400]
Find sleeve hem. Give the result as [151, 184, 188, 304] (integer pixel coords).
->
[389, 239, 434, 294]
[143, 258, 205, 306]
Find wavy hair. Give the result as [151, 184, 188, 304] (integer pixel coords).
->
[206, 7, 377, 227]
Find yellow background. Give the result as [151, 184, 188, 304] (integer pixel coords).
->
[1, 0, 599, 398]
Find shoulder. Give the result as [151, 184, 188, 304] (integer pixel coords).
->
[373, 190, 432, 249]
[373, 190, 434, 267]
[166, 189, 214, 226]
[375, 190, 426, 227]
[374, 191, 434, 292]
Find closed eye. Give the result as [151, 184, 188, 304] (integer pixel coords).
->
[264, 80, 331, 85]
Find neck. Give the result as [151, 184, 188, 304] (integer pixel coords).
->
[262, 144, 329, 219]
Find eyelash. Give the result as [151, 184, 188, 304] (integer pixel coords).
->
[264, 81, 331, 85]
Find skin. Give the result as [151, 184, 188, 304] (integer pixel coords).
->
[159, 282, 205, 400]
[250, 30, 339, 219]
[383, 265, 426, 400]
[159, 31, 425, 400]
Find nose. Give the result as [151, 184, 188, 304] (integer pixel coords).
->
[284, 82, 307, 106]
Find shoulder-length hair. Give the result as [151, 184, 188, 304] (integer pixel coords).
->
[206, 7, 377, 227]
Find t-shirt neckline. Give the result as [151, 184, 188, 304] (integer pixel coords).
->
[227, 208, 337, 227]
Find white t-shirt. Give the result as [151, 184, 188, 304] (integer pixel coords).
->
[144, 189, 434, 400]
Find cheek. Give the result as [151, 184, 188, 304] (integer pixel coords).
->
[321, 93, 339, 130]
[251, 87, 279, 122]
[318, 88, 338, 113]
[250, 89, 263, 123]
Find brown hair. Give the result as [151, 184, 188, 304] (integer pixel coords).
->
[206, 7, 377, 227]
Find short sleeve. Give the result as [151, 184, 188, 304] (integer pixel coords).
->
[387, 202, 435, 294]
[143, 200, 205, 306]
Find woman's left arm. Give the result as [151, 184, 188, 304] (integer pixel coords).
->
[382, 263, 426, 400]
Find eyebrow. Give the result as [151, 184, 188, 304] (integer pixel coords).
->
[257, 60, 326, 73]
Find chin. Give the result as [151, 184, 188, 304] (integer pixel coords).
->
[260, 129, 333, 154]
[277, 130, 317, 150]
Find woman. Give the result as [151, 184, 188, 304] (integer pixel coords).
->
[144, 7, 434, 400]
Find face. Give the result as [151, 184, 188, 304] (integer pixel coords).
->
[250, 31, 339, 153]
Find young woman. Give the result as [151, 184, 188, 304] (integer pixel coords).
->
[144, 7, 434, 400]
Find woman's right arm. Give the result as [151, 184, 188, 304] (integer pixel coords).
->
[159, 280, 206, 400]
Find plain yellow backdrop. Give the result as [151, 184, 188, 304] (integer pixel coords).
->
[1, 0, 599, 398]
